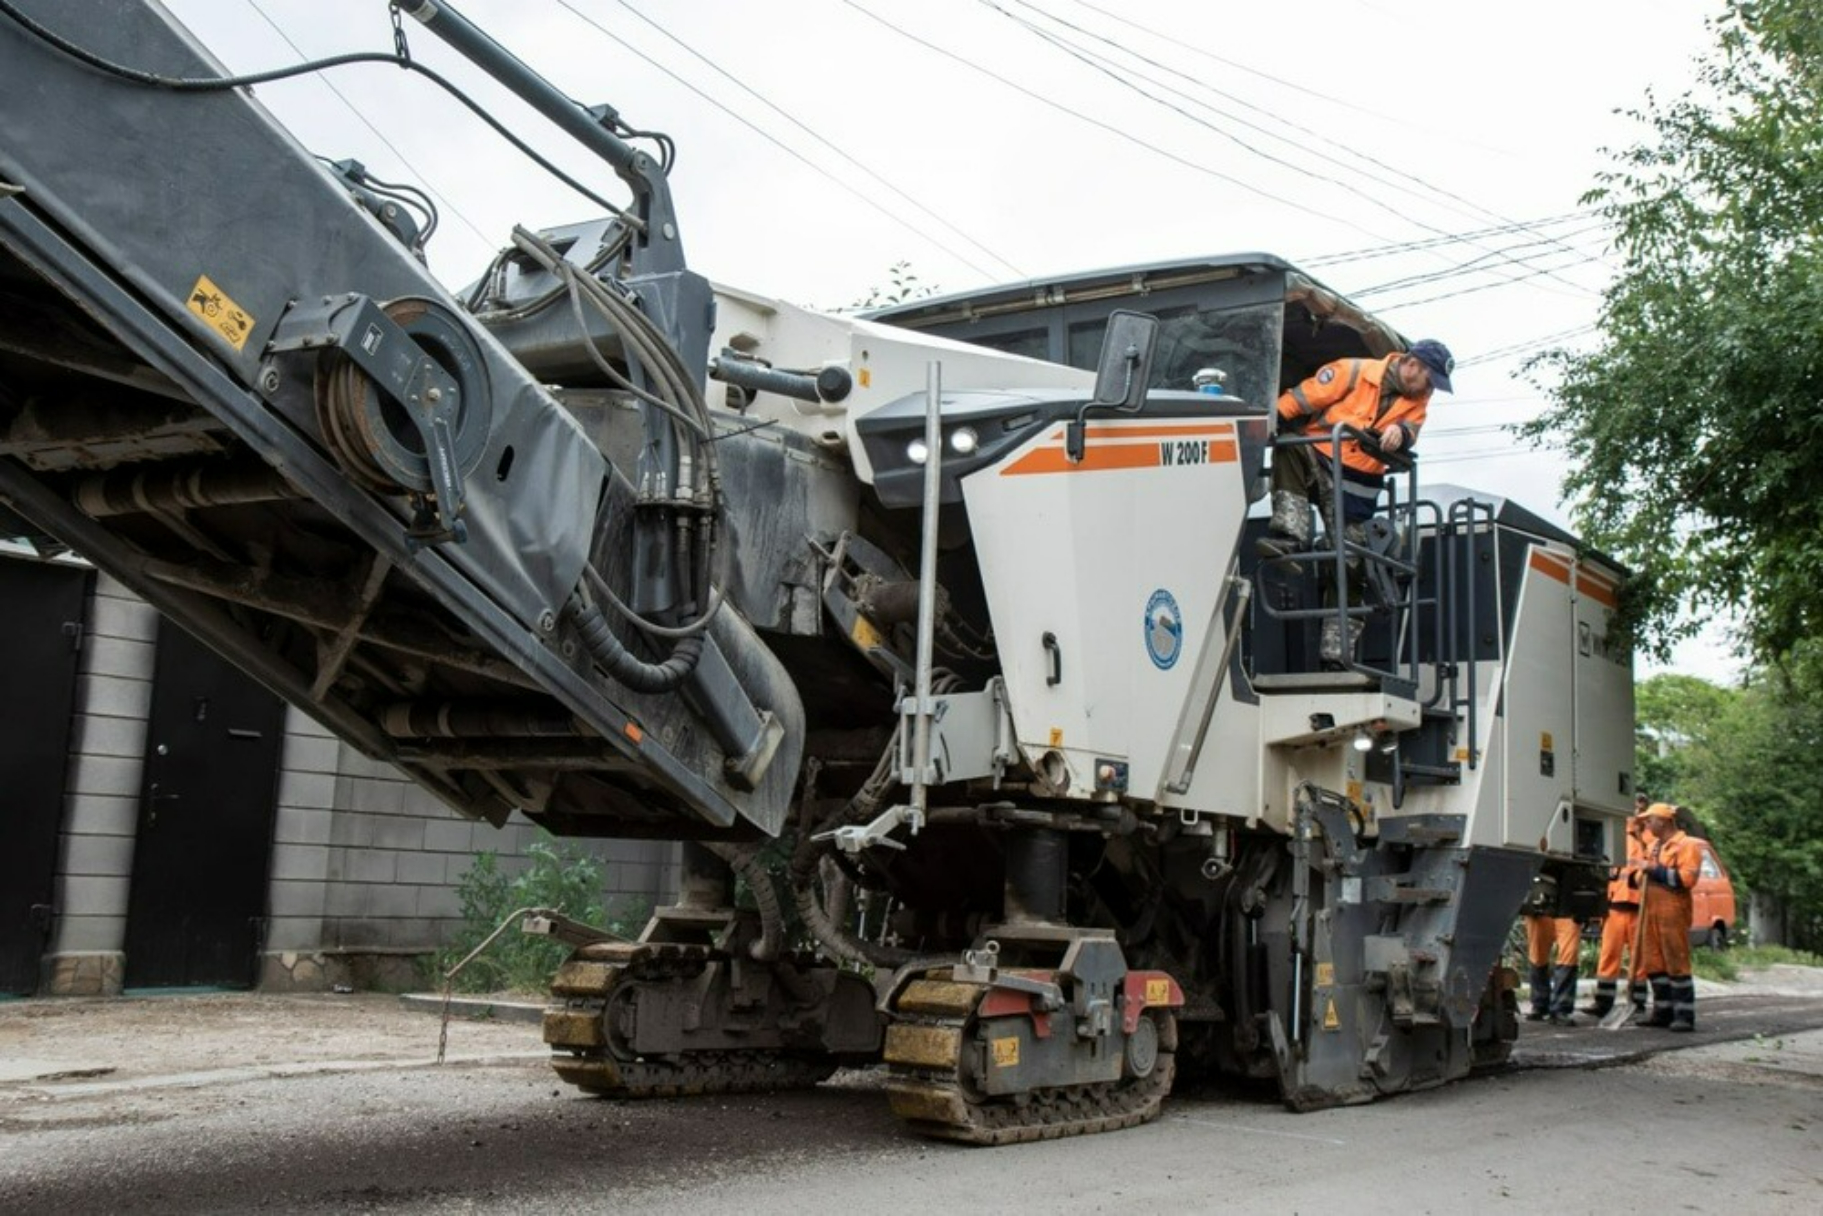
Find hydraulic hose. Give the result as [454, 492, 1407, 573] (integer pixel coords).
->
[565, 591, 702, 694]
[704, 842, 784, 964]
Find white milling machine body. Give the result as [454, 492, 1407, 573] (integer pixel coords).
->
[0, 0, 1633, 1142]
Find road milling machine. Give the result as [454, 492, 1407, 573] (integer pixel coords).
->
[0, 0, 1634, 1144]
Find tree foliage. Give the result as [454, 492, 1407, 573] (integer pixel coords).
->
[1523, 0, 1823, 664]
[847, 260, 938, 312]
[1634, 672, 1737, 802]
[1682, 677, 1823, 951]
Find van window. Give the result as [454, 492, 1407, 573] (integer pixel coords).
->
[1699, 851, 1720, 879]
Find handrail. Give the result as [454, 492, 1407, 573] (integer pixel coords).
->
[1254, 423, 1421, 691]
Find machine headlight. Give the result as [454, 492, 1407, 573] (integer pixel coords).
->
[949, 426, 979, 455]
[907, 438, 930, 465]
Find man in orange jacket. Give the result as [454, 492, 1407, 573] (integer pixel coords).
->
[1633, 802, 1702, 1031]
[1582, 797, 1650, 1018]
[1261, 339, 1454, 665]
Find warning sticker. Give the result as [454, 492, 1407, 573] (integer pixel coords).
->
[1315, 962, 1335, 987]
[1048, 727, 1064, 748]
[1322, 998, 1341, 1031]
[187, 275, 254, 351]
[991, 1036, 1020, 1069]
[1144, 977, 1170, 1006]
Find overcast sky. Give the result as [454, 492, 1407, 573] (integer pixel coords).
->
[156, 0, 1737, 679]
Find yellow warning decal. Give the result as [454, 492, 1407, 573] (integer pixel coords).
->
[858, 367, 872, 388]
[187, 275, 255, 351]
[1322, 998, 1340, 1031]
[850, 615, 883, 652]
[1315, 962, 1335, 987]
[991, 1036, 1020, 1069]
[1540, 731, 1554, 752]
[1345, 779, 1363, 803]
[1144, 977, 1170, 1006]
[1048, 727, 1064, 748]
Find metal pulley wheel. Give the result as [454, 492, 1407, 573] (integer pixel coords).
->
[314, 297, 493, 495]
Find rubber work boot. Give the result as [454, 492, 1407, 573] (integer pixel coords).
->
[1525, 964, 1550, 1021]
[1641, 974, 1675, 1028]
[1318, 616, 1364, 669]
[1579, 979, 1615, 1018]
[1256, 491, 1314, 574]
[1668, 975, 1696, 1032]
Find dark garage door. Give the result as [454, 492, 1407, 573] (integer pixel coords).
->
[0, 558, 89, 996]
[123, 618, 284, 989]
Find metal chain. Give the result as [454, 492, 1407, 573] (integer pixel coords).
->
[389, 4, 411, 65]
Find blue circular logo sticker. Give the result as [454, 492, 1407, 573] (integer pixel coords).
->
[1144, 588, 1182, 670]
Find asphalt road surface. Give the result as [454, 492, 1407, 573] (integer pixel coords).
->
[3, 982, 1821, 1215]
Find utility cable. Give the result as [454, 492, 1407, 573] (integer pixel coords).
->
[1052, 0, 1568, 207]
[248, 0, 491, 251]
[555, 0, 1012, 281]
[840, 0, 1393, 242]
[990, 0, 1600, 297]
[0, 0, 634, 223]
[601, 0, 1025, 280]
[1300, 210, 1598, 268]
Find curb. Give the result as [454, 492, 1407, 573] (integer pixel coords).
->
[397, 992, 546, 1025]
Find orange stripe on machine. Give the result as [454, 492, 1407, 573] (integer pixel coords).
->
[1003, 421, 1238, 477]
[1528, 550, 1571, 584]
[1575, 572, 1619, 608]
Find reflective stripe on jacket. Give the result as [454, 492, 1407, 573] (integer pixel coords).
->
[1276, 354, 1431, 477]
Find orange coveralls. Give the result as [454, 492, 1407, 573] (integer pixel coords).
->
[1524, 914, 1581, 1018]
[1637, 830, 1702, 1028]
[1591, 822, 1647, 1014]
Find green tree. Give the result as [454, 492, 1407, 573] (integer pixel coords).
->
[1523, 0, 1823, 665]
[1634, 672, 1738, 801]
[1684, 678, 1823, 951]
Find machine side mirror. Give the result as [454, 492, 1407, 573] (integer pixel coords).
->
[1068, 310, 1158, 462]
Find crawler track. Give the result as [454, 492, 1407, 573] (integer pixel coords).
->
[543, 942, 838, 1098]
[882, 974, 1177, 1145]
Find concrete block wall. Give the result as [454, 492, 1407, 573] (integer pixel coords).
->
[41, 573, 157, 996]
[33, 570, 681, 996]
[262, 705, 682, 990]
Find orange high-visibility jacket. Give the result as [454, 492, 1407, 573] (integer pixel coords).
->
[1639, 830, 1701, 976]
[1606, 823, 1646, 908]
[1276, 354, 1432, 477]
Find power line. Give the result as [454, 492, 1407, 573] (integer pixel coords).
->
[1349, 224, 1611, 298]
[998, 0, 1603, 295]
[838, 0, 1395, 242]
[1457, 325, 1598, 369]
[1300, 210, 1600, 269]
[604, 0, 1025, 279]
[1059, 0, 1515, 156]
[247, 0, 493, 250]
[1370, 251, 1608, 311]
[552, 0, 1012, 281]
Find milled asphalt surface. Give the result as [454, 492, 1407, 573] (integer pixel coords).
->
[2, 975, 1821, 1214]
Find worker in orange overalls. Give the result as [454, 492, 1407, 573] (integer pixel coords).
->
[1582, 797, 1650, 1018]
[1633, 802, 1702, 1031]
[1523, 909, 1583, 1025]
[1260, 340, 1454, 666]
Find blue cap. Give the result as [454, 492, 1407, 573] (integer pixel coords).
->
[1407, 339, 1454, 393]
